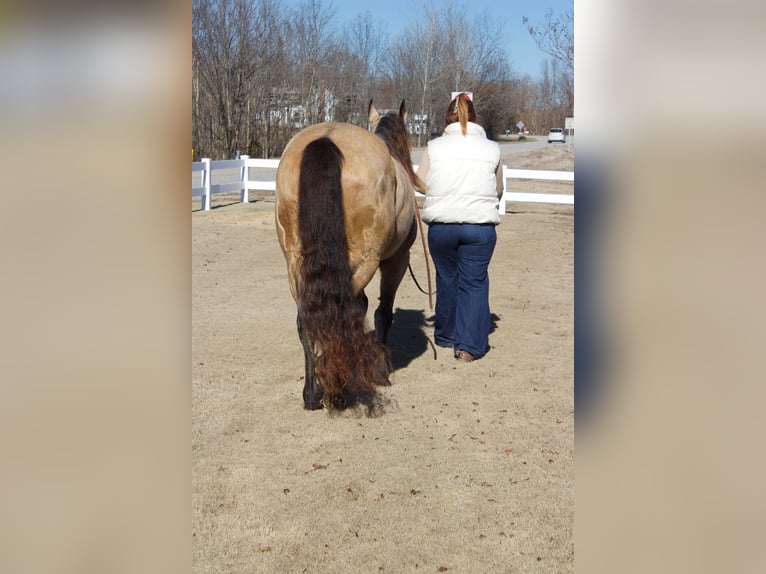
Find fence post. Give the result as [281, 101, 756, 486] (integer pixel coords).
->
[498, 165, 509, 215]
[240, 155, 250, 203]
[201, 158, 211, 211]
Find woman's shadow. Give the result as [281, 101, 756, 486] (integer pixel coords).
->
[386, 309, 501, 369]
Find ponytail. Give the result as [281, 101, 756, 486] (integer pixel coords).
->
[457, 95, 469, 135]
[445, 93, 477, 136]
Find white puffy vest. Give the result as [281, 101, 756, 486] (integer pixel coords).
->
[421, 122, 501, 225]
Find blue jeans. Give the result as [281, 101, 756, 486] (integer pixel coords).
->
[427, 223, 497, 358]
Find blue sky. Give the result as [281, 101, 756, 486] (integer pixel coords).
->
[283, 0, 573, 80]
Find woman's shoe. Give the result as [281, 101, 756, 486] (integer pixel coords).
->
[455, 350, 476, 363]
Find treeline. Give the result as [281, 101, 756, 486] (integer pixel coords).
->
[192, 0, 573, 159]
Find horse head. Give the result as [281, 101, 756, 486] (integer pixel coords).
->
[367, 99, 424, 194]
[368, 99, 407, 132]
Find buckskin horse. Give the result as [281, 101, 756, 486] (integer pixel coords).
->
[275, 100, 423, 411]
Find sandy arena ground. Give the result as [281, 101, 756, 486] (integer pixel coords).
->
[192, 144, 574, 572]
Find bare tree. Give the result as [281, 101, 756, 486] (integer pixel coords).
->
[459, 9, 512, 138]
[442, 4, 471, 93]
[333, 12, 389, 126]
[400, 2, 512, 140]
[385, 23, 437, 143]
[192, 0, 284, 158]
[192, 0, 249, 158]
[192, 0, 573, 158]
[342, 11, 387, 80]
[242, 0, 284, 157]
[286, 0, 337, 125]
[521, 9, 574, 129]
[522, 9, 574, 76]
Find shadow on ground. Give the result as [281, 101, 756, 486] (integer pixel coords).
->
[386, 308, 433, 370]
[386, 308, 501, 368]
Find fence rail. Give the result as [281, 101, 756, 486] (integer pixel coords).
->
[192, 156, 573, 212]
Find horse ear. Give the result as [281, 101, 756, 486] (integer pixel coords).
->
[399, 100, 407, 122]
[368, 99, 380, 130]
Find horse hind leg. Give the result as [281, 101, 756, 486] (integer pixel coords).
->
[297, 312, 323, 410]
[357, 290, 369, 317]
[374, 222, 417, 345]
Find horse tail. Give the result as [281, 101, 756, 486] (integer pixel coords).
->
[297, 137, 391, 409]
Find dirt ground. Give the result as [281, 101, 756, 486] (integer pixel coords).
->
[192, 145, 574, 573]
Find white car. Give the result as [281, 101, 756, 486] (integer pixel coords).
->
[548, 128, 566, 143]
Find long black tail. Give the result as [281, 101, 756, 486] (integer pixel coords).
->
[297, 137, 390, 409]
[298, 137, 353, 301]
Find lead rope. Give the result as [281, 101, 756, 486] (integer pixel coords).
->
[410, 191, 434, 309]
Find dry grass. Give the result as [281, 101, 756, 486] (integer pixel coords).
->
[192, 141, 573, 573]
[502, 143, 574, 171]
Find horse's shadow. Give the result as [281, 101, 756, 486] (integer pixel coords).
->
[386, 308, 433, 370]
[386, 309, 502, 368]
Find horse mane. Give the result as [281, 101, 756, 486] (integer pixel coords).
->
[373, 113, 426, 194]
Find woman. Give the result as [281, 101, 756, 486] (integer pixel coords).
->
[417, 93, 503, 362]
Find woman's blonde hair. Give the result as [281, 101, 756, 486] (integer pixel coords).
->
[445, 92, 477, 136]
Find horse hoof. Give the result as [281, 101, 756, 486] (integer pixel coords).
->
[303, 400, 324, 410]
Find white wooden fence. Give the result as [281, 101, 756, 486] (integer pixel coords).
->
[498, 166, 574, 214]
[192, 156, 280, 211]
[192, 156, 573, 212]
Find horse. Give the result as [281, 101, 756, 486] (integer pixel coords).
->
[275, 100, 424, 411]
